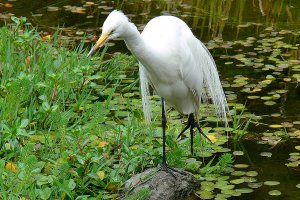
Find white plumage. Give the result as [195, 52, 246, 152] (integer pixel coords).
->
[138, 15, 228, 122]
[87, 10, 229, 166]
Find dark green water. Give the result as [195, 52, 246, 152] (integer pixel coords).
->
[1, 0, 300, 199]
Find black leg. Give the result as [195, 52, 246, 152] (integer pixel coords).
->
[177, 114, 212, 155]
[190, 121, 194, 155]
[159, 98, 187, 178]
[161, 97, 167, 165]
[177, 114, 193, 139]
[195, 120, 212, 142]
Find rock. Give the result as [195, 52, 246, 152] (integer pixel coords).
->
[122, 167, 199, 200]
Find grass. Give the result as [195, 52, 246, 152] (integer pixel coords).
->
[0, 17, 240, 199]
[0, 18, 160, 199]
[231, 105, 253, 142]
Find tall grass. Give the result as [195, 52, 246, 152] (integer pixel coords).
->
[0, 18, 160, 199]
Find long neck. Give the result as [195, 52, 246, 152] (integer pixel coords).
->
[122, 22, 160, 81]
[123, 22, 148, 62]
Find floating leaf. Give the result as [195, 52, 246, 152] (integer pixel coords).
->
[248, 182, 263, 189]
[246, 171, 258, 177]
[230, 179, 245, 184]
[264, 101, 276, 106]
[234, 164, 248, 169]
[231, 171, 246, 176]
[260, 152, 272, 157]
[285, 162, 299, 167]
[233, 77, 249, 83]
[268, 190, 281, 196]
[261, 96, 272, 100]
[233, 151, 244, 156]
[235, 188, 254, 194]
[266, 75, 275, 80]
[264, 181, 280, 186]
[196, 190, 214, 199]
[242, 176, 257, 183]
[201, 181, 215, 191]
[221, 189, 236, 195]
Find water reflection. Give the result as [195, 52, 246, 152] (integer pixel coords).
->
[1, 0, 300, 41]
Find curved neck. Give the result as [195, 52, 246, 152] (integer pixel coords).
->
[123, 22, 147, 61]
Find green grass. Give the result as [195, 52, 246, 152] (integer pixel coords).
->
[0, 18, 161, 199]
[0, 17, 239, 199]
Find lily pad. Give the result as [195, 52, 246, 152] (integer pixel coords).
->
[235, 188, 254, 194]
[285, 162, 299, 167]
[230, 179, 245, 184]
[248, 182, 263, 189]
[233, 151, 244, 156]
[234, 164, 249, 169]
[264, 101, 276, 106]
[260, 152, 272, 157]
[245, 171, 258, 177]
[231, 171, 246, 176]
[268, 190, 281, 196]
[196, 190, 214, 199]
[201, 181, 215, 191]
[264, 181, 280, 186]
[215, 180, 229, 189]
[242, 176, 257, 183]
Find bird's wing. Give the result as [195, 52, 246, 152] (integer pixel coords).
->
[139, 63, 152, 122]
[182, 37, 229, 123]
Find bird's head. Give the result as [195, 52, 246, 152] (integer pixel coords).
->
[87, 10, 129, 57]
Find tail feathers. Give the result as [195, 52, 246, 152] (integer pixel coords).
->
[139, 63, 152, 122]
[198, 41, 229, 125]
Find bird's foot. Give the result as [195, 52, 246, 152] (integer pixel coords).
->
[177, 114, 211, 143]
[159, 162, 188, 179]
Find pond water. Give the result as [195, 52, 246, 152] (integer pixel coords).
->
[1, 0, 300, 199]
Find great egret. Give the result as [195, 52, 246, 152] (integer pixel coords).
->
[87, 10, 228, 171]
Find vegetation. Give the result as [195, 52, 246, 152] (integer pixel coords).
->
[0, 18, 153, 199]
[1, 1, 300, 199]
[0, 18, 239, 199]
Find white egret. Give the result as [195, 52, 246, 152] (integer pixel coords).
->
[87, 10, 228, 172]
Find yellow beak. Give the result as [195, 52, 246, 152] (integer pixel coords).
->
[87, 32, 110, 57]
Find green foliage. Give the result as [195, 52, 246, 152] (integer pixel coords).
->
[200, 153, 234, 175]
[231, 106, 253, 141]
[0, 18, 159, 199]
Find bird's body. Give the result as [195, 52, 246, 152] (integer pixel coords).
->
[87, 10, 229, 169]
[138, 16, 201, 115]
